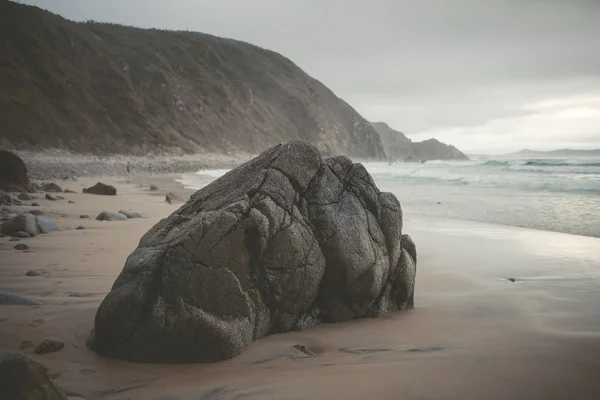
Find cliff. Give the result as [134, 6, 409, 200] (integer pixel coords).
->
[0, 0, 384, 159]
[371, 122, 469, 162]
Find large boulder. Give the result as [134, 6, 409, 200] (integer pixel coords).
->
[0, 150, 32, 192]
[0, 352, 67, 400]
[88, 141, 417, 363]
[83, 182, 117, 196]
[0, 213, 59, 236]
[41, 183, 63, 193]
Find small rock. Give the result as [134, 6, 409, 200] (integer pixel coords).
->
[17, 193, 35, 201]
[149, 184, 159, 191]
[507, 278, 516, 282]
[69, 292, 86, 298]
[45, 194, 59, 201]
[96, 211, 127, 222]
[42, 182, 63, 193]
[26, 269, 42, 276]
[31, 202, 41, 207]
[34, 338, 65, 354]
[293, 344, 316, 356]
[64, 189, 76, 194]
[19, 340, 34, 349]
[14, 244, 29, 250]
[118, 209, 142, 219]
[0, 291, 41, 306]
[76, 225, 85, 230]
[68, 200, 75, 204]
[12, 231, 31, 238]
[83, 182, 117, 196]
[165, 192, 185, 204]
[29, 209, 44, 216]
[80, 214, 89, 219]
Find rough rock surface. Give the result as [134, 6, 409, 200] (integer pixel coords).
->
[0, 213, 59, 236]
[42, 182, 63, 193]
[36, 216, 59, 234]
[96, 211, 127, 222]
[0, 352, 67, 400]
[88, 141, 417, 363]
[165, 192, 185, 204]
[83, 182, 117, 196]
[34, 339, 65, 355]
[0, 150, 32, 192]
[0, 291, 41, 306]
[0, 190, 23, 205]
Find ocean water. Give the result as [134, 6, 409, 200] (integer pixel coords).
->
[178, 157, 600, 238]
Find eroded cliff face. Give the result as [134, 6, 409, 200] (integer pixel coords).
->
[1, 1, 384, 159]
[371, 122, 469, 161]
[88, 141, 416, 363]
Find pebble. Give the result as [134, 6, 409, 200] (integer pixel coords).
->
[14, 244, 30, 250]
[29, 209, 44, 216]
[34, 338, 64, 354]
[31, 202, 41, 207]
[26, 269, 42, 276]
[45, 194, 59, 201]
[69, 292, 86, 298]
[68, 200, 75, 204]
[80, 214, 89, 219]
[12, 231, 31, 239]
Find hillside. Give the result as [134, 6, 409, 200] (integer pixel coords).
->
[0, 0, 384, 158]
[371, 122, 469, 161]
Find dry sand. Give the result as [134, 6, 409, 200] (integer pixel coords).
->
[1, 177, 600, 399]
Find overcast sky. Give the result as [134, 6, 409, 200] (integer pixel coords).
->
[21, 0, 600, 153]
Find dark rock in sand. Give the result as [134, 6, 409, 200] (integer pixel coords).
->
[69, 292, 86, 298]
[45, 194, 59, 201]
[19, 340, 34, 350]
[88, 141, 417, 363]
[14, 243, 30, 250]
[26, 269, 42, 276]
[13, 231, 32, 239]
[165, 192, 185, 204]
[0, 150, 33, 192]
[36, 216, 59, 234]
[0, 213, 37, 237]
[0, 351, 67, 400]
[507, 278, 516, 282]
[149, 184, 159, 191]
[0, 190, 22, 205]
[29, 209, 44, 216]
[64, 189, 76, 194]
[31, 202, 41, 207]
[83, 182, 117, 196]
[96, 211, 127, 222]
[76, 226, 85, 230]
[0, 291, 41, 306]
[17, 193, 35, 201]
[34, 339, 65, 354]
[80, 214, 89, 219]
[68, 200, 75, 204]
[118, 209, 141, 219]
[42, 182, 63, 193]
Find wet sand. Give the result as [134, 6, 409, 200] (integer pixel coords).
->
[1, 177, 600, 399]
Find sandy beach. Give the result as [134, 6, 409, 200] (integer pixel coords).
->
[2, 176, 600, 399]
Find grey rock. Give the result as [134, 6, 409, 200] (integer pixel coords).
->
[14, 244, 30, 250]
[96, 211, 127, 222]
[42, 182, 63, 193]
[26, 269, 42, 276]
[165, 192, 185, 204]
[13, 231, 31, 238]
[36, 216, 59, 234]
[45, 194, 59, 201]
[17, 193, 35, 201]
[88, 141, 417, 363]
[0, 213, 37, 236]
[0, 291, 41, 306]
[0, 191, 22, 206]
[68, 292, 86, 298]
[0, 352, 68, 400]
[34, 339, 65, 354]
[80, 214, 89, 219]
[31, 202, 41, 207]
[68, 200, 75, 204]
[118, 209, 142, 219]
[149, 184, 159, 191]
[64, 189, 76, 194]
[76, 226, 85, 230]
[29, 209, 44, 216]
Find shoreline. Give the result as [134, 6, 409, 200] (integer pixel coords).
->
[1, 176, 600, 399]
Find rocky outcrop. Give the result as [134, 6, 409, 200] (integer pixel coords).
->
[0, 352, 67, 400]
[83, 182, 117, 196]
[0, 150, 33, 192]
[88, 141, 416, 363]
[371, 122, 469, 162]
[1, 1, 384, 159]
